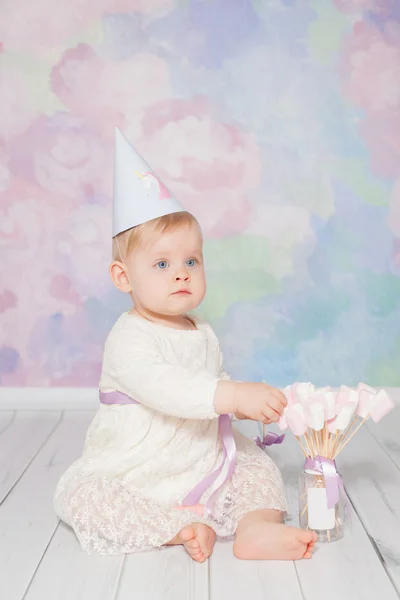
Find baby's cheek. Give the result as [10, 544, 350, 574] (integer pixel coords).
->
[148, 277, 166, 296]
[137, 277, 160, 302]
[196, 271, 207, 293]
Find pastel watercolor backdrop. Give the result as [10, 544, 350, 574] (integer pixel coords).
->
[1, 0, 400, 388]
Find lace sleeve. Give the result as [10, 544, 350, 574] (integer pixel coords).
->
[103, 326, 220, 420]
[218, 350, 244, 421]
[218, 347, 231, 381]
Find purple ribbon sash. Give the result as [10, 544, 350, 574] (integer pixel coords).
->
[253, 431, 285, 449]
[100, 391, 138, 406]
[305, 455, 350, 516]
[181, 413, 236, 516]
[99, 390, 237, 516]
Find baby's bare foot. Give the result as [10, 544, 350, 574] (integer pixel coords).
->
[178, 523, 216, 563]
[233, 521, 317, 561]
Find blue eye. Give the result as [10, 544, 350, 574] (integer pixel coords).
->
[156, 261, 168, 269]
[186, 258, 197, 267]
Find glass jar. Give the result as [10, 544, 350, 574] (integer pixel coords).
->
[299, 468, 345, 542]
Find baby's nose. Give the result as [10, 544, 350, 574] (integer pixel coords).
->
[175, 270, 190, 281]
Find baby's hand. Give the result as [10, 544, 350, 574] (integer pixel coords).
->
[236, 382, 287, 423]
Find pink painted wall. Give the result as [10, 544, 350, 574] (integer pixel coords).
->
[1, 0, 400, 387]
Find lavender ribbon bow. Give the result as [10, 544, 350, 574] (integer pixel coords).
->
[305, 455, 350, 516]
[253, 431, 285, 449]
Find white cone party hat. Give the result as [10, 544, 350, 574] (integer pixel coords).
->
[112, 128, 184, 237]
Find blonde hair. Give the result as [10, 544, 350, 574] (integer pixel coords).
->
[112, 211, 199, 263]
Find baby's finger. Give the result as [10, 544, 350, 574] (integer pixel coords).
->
[264, 383, 287, 407]
[270, 393, 287, 415]
[267, 395, 285, 414]
[272, 389, 288, 407]
[263, 406, 280, 423]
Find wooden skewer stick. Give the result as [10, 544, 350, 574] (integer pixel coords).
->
[329, 430, 341, 459]
[304, 432, 315, 456]
[331, 413, 359, 457]
[296, 436, 308, 457]
[324, 422, 329, 457]
[316, 429, 320, 456]
[327, 432, 332, 456]
[331, 431, 343, 458]
[300, 481, 318, 500]
[329, 431, 337, 458]
[342, 414, 358, 440]
[301, 502, 308, 517]
[315, 430, 320, 455]
[312, 430, 318, 456]
[334, 415, 369, 458]
[303, 433, 314, 458]
[331, 414, 358, 455]
[328, 430, 335, 458]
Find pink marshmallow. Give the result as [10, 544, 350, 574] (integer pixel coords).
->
[356, 382, 377, 418]
[314, 391, 336, 420]
[305, 402, 325, 431]
[334, 404, 356, 431]
[357, 382, 376, 394]
[328, 417, 338, 434]
[348, 389, 359, 404]
[335, 385, 358, 415]
[282, 385, 295, 406]
[278, 406, 289, 431]
[328, 408, 353, 433]
[286, 404, 307, 436]
[292, 382, 315, 405]
[357, 390, 376, 419]
[314, 386, 332, 394]
[335, 384, 351, 403]
[370, 390, 395, 423]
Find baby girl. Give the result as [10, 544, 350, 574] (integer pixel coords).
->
[54, 129, 317, 561]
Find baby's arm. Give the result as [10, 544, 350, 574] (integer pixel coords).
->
[105, 325, 224, 420]
[103, 320, 286, 422]
[217, 351, 247, 420]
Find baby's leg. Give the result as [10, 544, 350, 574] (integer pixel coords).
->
[166, 523, 216, 563]
[233, 509, 317, 561]
[55, 473, 215, 556]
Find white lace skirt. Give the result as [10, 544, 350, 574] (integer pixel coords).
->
[54, 433, 287, 555]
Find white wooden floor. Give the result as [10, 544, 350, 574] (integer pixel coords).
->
[1, 408, 400, 600]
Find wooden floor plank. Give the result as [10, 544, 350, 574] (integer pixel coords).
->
[0, 411, 94, 600]
[24, 522, 125, 600]
[210, 419, 304, 600]
[267, 430, 399, 600]
[1, 410, 398, 600]
[209, 538, 303, 600]
[0, 411, 62, 504]
[366, 407, 400, 471]
[339, 425, 400, 595]
[0, 411, 15, 434]
[117, 546, 209, 600]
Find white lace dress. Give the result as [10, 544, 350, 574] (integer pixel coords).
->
[54, 312, 287, 555]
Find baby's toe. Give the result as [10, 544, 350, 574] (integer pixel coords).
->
[187, 538, 200, 551]
[297, 530, 315, 545]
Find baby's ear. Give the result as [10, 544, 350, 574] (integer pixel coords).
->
[109, 261, 132, 293]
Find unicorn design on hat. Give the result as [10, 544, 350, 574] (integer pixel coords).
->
[134, 171, 173, 201]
